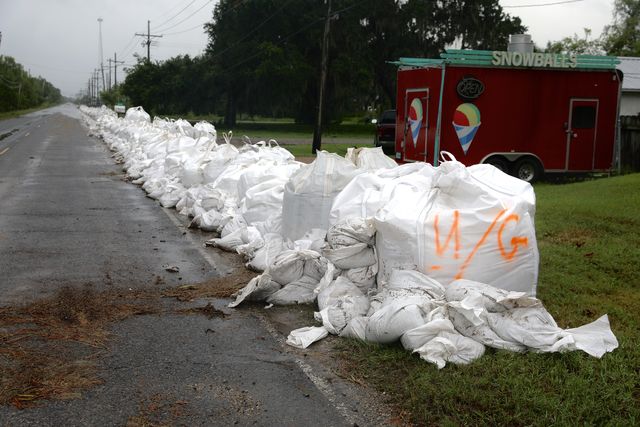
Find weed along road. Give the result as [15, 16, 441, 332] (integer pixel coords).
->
[0, 105, 386, 426]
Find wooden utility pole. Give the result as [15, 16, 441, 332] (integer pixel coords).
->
[113, 52, 124, 87]
[136, 20, 162, 62]
[312, 0, 332, 154]
[107, 52, 124, 90]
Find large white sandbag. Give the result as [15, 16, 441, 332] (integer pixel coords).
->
[329, 163, 433, 225]
[375, 158, 538, 295]
[281, 151, 362, 241]
[240, 178, 287, 225]
[346, 147, 397, 170]
[125, 106, 150, 123]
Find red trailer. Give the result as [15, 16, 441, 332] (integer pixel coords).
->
[393, 50, 622, 182]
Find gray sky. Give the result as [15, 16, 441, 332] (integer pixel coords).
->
[0, 0, 614, 97]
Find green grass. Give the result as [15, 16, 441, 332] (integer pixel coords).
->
[0, 103, 59, 120]
[337, 174, 640, 426]
[170, 114, 375, 139]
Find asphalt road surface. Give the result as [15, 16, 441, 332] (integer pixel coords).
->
[0, 105, 388, 426]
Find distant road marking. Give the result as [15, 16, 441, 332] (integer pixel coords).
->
[0, 147, 9, 156]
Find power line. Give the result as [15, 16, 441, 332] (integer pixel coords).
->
[503, 0, 585, 8]
[163, 21, 208, 36]
[154, 0, 198, 30]
[154, 0, 214, 33]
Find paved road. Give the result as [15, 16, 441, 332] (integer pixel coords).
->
[0, 105, 385, 426]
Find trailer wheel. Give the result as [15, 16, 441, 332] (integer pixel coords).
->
[514, 157, 543, 183]
[484, 156, 510, 174]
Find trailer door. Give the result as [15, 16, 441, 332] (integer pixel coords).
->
[566, 99, 598, 171]
[402, 89, 429, 162]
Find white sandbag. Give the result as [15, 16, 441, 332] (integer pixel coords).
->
[207, 226, 261, 253]
[292, 228, 327, 252]
[268, 249, 320, 286]
[228, 273, 281, 307]
[364, 298, 431, 344]
[158, 182, 185, 208]
[322, 243, 377, 270]
[339, 316, 368, 341]
[413, 331, 485, 369]
[125, 106, 150, 123]
[315, 277, 370, 334]
[240, 178, 287, 225]
[192, 209, 233, 232]
[375, 158, 538, 294]
[326, 217, 376, 247]
[220, 215, 246, 238]
[246, 234, 286, 272]
[340, 265, 377, 292]
[445, 279, 618, 357]
[266, 275, 319, 305]
[346, 147, 397, 170]
[281, 151, 362, 241]
[401, 318, 457, 351]
[387, 269, 446, 300]
[329, 163, 434, 225]
[286, 326, 329, 349]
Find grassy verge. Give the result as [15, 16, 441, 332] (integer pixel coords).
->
[168, 115, 375, 140]
[0, 104, 60, 120]
[337, 173, 640, 426]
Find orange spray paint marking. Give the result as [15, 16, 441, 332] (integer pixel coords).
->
[430, 265, 442, 271]
[498, 214, 529, 261]
[454, 209, 507, 280]
[434, 210, 460, 259]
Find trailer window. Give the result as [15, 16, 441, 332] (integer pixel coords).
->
[571, 106, 596, 129]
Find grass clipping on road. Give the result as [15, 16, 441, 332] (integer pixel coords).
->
[0, 285, 159, 408]
[337, 174, 640, 426]
[0, 272, 248, 409]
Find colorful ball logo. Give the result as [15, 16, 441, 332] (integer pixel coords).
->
[409, 98, 423, 146]
[452, 103, 481, 127]
[452, 103, 481, 155]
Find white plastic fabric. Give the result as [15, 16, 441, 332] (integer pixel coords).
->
[286, 326, 329, 349]
[445, 279, 619, 357]
[375, 158, 539, 295]
[346, 146, 397, 170]
[281, 151, 361, 241]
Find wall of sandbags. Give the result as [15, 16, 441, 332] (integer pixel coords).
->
[79, 105, 617, 368]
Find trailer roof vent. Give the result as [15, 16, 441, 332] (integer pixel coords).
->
[508, 34, 534, 53]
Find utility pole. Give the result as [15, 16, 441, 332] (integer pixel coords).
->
[98, 18, 106, 90]
[136, 20, 162, 62]
[110, 52, 124, 88]
[312, 0, 333, 154]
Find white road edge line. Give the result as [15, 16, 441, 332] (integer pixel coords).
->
[160, 205, 357, 425]
[0, 147, 9, 156]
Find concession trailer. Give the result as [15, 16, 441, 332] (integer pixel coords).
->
[393, 46, 622, 182]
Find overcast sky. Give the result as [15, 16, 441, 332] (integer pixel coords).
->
[0, 0, 615, 97]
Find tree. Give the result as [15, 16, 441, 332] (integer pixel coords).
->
[546, 28, 604, 55]
[602, 0, 640, 56]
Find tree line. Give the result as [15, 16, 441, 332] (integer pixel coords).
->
[0, 56, 62, 113]
[113, 0, 524, 126]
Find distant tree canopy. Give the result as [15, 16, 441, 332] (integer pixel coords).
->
[0, 56, 62, 113]
[546, 0, 640, 56]
[121, 0, 525, 125]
